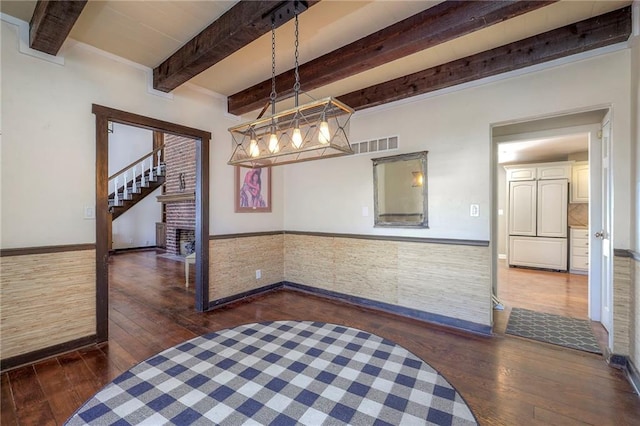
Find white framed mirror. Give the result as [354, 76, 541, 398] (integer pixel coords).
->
[372, 151, 428, 228]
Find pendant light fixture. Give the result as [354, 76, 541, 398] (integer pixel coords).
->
[228, 1, 354, 168]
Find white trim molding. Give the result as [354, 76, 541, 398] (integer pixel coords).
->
[1, 13, 64, 66]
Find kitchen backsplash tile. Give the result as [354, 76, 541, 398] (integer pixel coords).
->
[568, 203, 588, 226]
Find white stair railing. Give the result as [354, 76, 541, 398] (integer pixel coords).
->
[108, 145, 165, 211]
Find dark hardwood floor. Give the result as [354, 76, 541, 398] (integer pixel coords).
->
[2, 251, 639, 425]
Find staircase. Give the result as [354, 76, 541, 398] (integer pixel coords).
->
[108, 148, 166, 220]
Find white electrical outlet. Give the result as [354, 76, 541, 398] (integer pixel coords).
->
[256, 269, 262, 279]
[470, 204, 480, 217]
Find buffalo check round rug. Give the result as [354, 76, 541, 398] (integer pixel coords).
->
[65, 321, 477, 425]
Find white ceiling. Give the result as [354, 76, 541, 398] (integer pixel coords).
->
[0, 0, 632, 104]
[498, 133, 589, 164]
[494, 109, 607, 164]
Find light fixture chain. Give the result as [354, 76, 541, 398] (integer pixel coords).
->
[293, 10, 301, 108]
[270, 18, 277, 105]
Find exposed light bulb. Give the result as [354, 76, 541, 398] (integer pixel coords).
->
[292, 127, 303, 149]
[319, 120, 330, 144]
[412, 172, 424, 187]
[249, 139, 260, 157]
[269, 133, 279, 153]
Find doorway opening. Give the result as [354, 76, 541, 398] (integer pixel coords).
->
[92, 104, 211, 343]
[490, 107, 611, 352]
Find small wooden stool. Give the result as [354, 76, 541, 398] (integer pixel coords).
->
[185, 252, 196, 288]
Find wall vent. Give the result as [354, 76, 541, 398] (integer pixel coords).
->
[350, 136, 399, 155]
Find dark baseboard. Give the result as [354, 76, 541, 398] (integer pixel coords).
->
[207, 281, 492, 336]
[207, 283, 283, 310]
[607, 350, 640, 395]
[627, 359, 640, 394]
[609, 354, 628, 369]
[1, 335, 100, 373]
[604, 346, 628, 369]
[0, 243, 95, 257]
[110, 246, 160, 254]
[283, 282, 492, 336]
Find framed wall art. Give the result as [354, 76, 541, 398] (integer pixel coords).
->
[235, 166, 272, 213]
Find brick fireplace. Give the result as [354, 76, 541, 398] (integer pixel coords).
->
[163, 134, 196, 256]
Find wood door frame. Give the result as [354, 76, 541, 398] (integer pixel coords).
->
[92, 104, 211, 342]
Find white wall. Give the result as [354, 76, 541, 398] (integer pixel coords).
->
[0, 18, 284, 250]
[108, 123, 159, 249]
[112, 187, 162, 249]
[108, 123, 153, 175]
[284, 49, 633, 251]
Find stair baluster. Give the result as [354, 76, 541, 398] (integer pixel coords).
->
[149, 157, 156, 182]
[113, 175, 120, 207]
[123, 170, 131, 200]
[156, 151, 162, 176]
[131, 165, 140, 194]
[141, 161, 149, 187]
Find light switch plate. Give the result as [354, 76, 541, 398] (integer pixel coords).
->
[470, 204, 480, 217]
[84, 205, 95, 220]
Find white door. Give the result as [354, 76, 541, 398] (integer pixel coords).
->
[599, 113, 613, 333]
[537, 179, 568, 238]
[509, 180, 536, 236]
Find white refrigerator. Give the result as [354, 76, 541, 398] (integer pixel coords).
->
[508, 178, 568, 271]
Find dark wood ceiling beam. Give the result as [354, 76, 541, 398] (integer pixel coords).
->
[29, 0, 87, 55]
[338, 6, 632, 112]
[227, 0, 556, 116]
[153, 0, 319, 93]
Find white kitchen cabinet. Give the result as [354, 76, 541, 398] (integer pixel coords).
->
[506, 166, 537, 181]
[508, 180, 537, 236]
[508, 179, 568, 238]
[570, 227, 589, 274]
[509, 236, 568, 271]
[506, 161, 569, 271]
[537, 179, 568, 238]
[505, 162, 572, 181]
[571, 161, 589, 203]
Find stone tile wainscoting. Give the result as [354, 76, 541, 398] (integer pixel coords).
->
[208, 232, 491, 334]
[0, 247, 96, 366]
